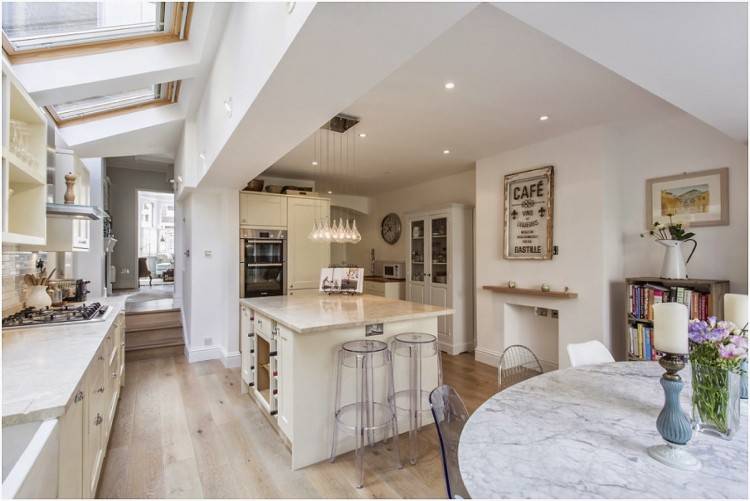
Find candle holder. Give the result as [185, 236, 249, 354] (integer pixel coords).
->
[647, 353, 701, 470]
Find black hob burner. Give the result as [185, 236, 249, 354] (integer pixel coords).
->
[2, 302, 110, 329]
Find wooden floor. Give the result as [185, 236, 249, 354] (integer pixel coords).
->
[96, 352, 497, 499]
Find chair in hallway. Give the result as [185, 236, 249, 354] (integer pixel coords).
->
[566, 340, 615, 367]
[497, 344, 544, 391]
[138, 257, 152, 287]
[429, 385, 470, 499]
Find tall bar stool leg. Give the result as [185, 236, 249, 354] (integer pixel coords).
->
[386, 349, 402, 469]
[408, 344, 418, 465]
[329, 348, 343, 463]
[437, 345, 444, 385]
[366, 353, 375, 447]
[355, 353, 365, 489]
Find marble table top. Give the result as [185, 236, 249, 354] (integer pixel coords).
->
[459, 362, 748, 498]
[240, 294, 452, 333]
[2, 296, 127, 426]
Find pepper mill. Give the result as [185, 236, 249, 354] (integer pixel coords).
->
[64, 172, 77, 204]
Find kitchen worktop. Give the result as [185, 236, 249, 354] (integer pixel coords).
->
[2, 296, 127, 426]
[363, 275, 406, 283]
[240, 294, 452, 333]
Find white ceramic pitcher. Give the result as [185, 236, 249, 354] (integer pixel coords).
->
[657, 239, 697, 279]
[26, 285, 52, 309]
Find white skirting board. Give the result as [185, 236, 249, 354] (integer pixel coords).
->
[221, 350, 241, 368]
[185, 345, 223, 363]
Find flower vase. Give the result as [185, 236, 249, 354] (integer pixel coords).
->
[691, 361, 741, 439]
[741, 359, 748, 400]
[26, 285, 52, 309]
[657, 239, 697, 279]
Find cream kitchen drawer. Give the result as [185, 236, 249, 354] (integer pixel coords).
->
[254, 312, 272, 339]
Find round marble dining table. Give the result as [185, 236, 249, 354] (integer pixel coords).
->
[458, 362, 748, 498]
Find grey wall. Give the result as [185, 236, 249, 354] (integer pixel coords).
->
[108, 164, 173, 290]
[74, 158, 105, 296]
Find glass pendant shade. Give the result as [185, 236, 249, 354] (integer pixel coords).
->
[352, 219, 361, 243]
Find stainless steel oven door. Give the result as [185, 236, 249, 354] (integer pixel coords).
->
[244, 239, 284, 264]
[243, 263, 285, 297]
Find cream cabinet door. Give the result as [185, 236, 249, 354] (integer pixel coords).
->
[240, 306, 254, 386]
[276, 325, 294, 441]
[83, 347, 106, 499]
[58, 383, 85, 498]
[287, 197, 330, 291]
[239, 193, 287, 227]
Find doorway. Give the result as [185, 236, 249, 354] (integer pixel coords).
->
[136, 191, 175, 292]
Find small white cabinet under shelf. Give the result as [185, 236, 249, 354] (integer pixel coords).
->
[406, 204, 474, 355]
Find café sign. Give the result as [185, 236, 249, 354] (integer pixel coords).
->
[504, 166, 554, 260]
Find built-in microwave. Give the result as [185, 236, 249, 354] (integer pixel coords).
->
[382, 263, 404, 279]
[240, 228, 287, 298]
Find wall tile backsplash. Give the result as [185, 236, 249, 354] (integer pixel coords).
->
[2, 247, 47, 316]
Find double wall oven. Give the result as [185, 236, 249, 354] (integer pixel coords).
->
[240, 228, 287, 298]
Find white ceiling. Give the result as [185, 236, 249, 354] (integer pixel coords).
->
[494, 2, 748, 143]
[268, 4, 682, 195]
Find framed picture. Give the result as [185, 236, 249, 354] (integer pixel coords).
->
[319, 267, 364, 294]
[504, 165, 554, 260]
[646, 168, 729, 227]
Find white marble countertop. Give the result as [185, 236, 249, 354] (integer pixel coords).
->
[240, 294, 452, 333]
[2, 296, 127, 426]
[458, 362, 748, 498]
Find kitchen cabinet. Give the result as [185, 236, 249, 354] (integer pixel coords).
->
[58, 382, 85, 498]
[240, 192, 287, 227]
[406, 204, 474, 355]
[240, 305, 255, 388]
[287, 196, 330, 292]
[83, 341, 106, 499]
[45, 151, 91, 251]
[276, 324, 294, 441]
[1, 60, 47, 246]
[363, 279, 404, 299]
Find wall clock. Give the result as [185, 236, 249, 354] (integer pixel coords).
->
[381, 213, 402, 245]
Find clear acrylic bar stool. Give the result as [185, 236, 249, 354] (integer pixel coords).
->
[391, 332, 443, 465]
[329, 339, 401, 488]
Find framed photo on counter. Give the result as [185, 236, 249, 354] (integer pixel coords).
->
[320, 267, 364, 294]
[503, 165, 554, 260]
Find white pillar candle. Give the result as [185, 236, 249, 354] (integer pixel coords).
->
[653, 302, 689, 354]
[724, 293, 748, 331]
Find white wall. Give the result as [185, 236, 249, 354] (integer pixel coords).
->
[348, 169, 476, 267]
[73, 158, 105, 297]
[180, 188, 240, 366]
[474, 112, 748, 368]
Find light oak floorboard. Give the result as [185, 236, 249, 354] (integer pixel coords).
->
[97, 352, 497, 499]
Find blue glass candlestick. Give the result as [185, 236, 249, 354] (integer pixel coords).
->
[647, 353, 701, 471]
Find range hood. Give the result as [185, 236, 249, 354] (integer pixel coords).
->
[45, 123, 102, 220]
[46, 203, 103, 220]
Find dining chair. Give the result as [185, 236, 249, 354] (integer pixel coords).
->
[497, 344, 544, 391]
[429, 385, 471, 499]
[566, 340, 615, 367]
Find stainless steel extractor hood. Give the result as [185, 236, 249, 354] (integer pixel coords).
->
[46, 203, 103, 220]
[45, 122, 102, 221]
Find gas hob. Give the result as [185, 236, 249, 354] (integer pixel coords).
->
[2, 303, 110, 330]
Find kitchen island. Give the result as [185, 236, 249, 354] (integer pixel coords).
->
[239, 293, 452, 470]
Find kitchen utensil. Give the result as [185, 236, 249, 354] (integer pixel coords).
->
[44, 268, 56, 285]
[23, 274, 35, 286]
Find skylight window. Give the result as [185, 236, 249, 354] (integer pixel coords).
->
[2, 2, 191, 60]
[46, 81, 180, 126]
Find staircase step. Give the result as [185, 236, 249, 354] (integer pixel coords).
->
[125, 310, 181, 332]
[125, 326, 184, 351]
[126, 344, 184, 362]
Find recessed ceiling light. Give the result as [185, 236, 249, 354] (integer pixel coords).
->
[444, 82, 455, 90]
[312, 160, 318, 166]
[539, 115, 549, 121]
[327, 190, 333, 195]
[443, 149, 451, 155]
[359, 133, 367, 138]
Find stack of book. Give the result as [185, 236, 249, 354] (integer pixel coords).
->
[628, 283, 712, 321]
[628, 324, 655, 360]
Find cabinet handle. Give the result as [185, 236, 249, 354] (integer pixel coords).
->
[74, 391, 84, 403]
[112, 371, 117, 379]
[95, 413, 103, 426]
[98, 355, 104, 361]
[97, 387, 105, 393]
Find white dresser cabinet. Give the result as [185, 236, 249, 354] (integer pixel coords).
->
[406, 204, 474, 355]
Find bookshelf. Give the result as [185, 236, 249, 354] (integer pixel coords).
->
[625, 277, 730, 361]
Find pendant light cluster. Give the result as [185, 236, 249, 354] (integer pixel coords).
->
[308, 114, 362, 244]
